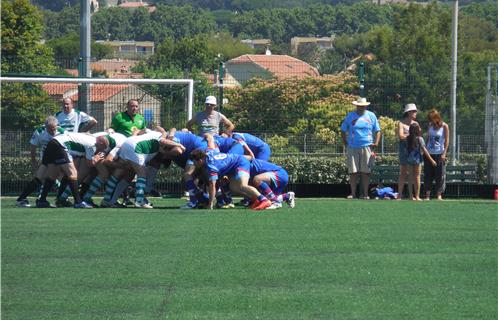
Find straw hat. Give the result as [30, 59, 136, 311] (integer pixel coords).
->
[352, 97, 371, 106]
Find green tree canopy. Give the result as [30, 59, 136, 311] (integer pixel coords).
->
[46, 33, 114, 61]
[1, 0, 58, 130]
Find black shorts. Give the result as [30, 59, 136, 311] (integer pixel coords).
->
[42, 140, 71, 165]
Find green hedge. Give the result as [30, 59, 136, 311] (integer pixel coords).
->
[1, 154, 488, 185]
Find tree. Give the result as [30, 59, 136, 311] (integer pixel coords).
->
[139, 36, 214, 72]
[149, 5, 216, 43]
[362, 3, 453, 121]
[206, 32, 254, 61]
[1, 0, 58, 130]
[46, 33, 114, 63]
[42, 5, 80, 40]
[31, 0, 79, 11]
[223, 75, 359, 142]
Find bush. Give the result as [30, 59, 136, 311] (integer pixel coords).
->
[1, 153, 487, 190]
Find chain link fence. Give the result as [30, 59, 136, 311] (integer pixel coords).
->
[1, 58, 496, 195]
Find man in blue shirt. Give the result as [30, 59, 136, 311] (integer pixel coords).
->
[340, 97, 381, 199]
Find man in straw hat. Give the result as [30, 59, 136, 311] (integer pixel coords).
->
[340, 97, 381, 199]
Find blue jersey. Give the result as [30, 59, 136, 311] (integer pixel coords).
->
[232, 132, 266, 149]
[214, 135, 238, 153]
[172, 132, 207, 154]
[340, 110, 380, 148]
[250, 159, 282, 176]
[205, 149, 250, 181]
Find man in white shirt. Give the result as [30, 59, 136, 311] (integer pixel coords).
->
[55, 98, 97, 132]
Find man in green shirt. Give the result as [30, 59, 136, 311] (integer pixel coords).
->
[111, 99, 147, 137]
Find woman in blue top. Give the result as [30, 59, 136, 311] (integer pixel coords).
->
[340, 97, 381, 199]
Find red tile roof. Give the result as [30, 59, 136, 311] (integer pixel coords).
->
[228, 54, 320, 79]
[42, 83, 130, 102]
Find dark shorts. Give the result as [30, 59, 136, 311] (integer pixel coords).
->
[42, 140, 71, 165]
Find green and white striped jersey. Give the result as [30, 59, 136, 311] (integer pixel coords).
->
[54, 132, 97, 160]
[55, 109, 94, 132]
[30, 126, 66, 157]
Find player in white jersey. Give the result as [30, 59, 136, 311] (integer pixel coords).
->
[80, 131, 128, 206]
[36, 132, 109, 208]
[55, 98, 97, 132]
[101, 129, 184, 208]
[16, 116, 65, 207]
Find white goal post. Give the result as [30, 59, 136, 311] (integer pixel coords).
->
[0, 77, 195, 120]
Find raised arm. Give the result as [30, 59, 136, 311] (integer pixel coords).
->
[186, 114, 196, 132]
[220, 115, 235, 132]
[79, 118, 97, 132]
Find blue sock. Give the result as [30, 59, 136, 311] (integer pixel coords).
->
[185, 180, 198, 203]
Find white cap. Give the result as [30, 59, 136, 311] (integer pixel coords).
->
[403, 103, 417, 113]
[352, 97, 370, 106]
[205, 96, 217, 105]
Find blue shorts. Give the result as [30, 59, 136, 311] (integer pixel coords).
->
[267, 168, 288, 194]
[233, 158, 251, 180]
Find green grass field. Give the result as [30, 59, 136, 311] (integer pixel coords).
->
[1, 197, 497, 320]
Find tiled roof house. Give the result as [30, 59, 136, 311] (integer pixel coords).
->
[224, 54, 320, 87]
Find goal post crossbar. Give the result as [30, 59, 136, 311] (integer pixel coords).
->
[0, 76, 195, 120]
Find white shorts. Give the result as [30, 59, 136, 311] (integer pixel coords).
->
[347, 146, 374, 174]
[119, 141, 156, 166]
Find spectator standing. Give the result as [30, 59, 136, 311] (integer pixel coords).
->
[111, 99, 147, 137]
[341, 97, 381, 199]
[405, 123, 437, 200]
[397, 103, 419, 199]
[186, 96, 234, 136]
[55, 98, 97, 132]
[424, 109, 449, 200]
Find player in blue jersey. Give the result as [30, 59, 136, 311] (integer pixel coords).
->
[188, 134, 272, 210]
[249, 159, 295, 209]
[222, 131, 271, 161]
[157, 129, 210, 209]
[213, 135, 245, 155]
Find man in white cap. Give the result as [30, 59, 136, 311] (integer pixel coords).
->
[340, 97, 381, 199]
[186, 95, 235, 136]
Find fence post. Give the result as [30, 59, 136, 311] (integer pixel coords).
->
[304, 133, 307, 157]
[457, 134, 460, 162]
[381, 133, 385, 155]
